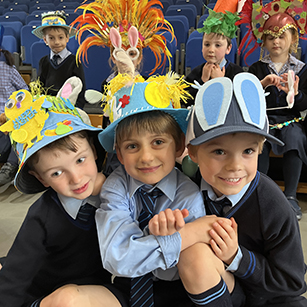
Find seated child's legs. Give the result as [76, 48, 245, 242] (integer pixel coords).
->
[177, 243, 234, 307]
[40, 284, 121, 307]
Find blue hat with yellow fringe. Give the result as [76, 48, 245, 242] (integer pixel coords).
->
[98, 73, 191, 153]
[0, 90, 101, 194]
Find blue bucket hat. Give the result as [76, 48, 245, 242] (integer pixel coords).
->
[98, 73, 191, 153]
[186, 72, 284, 146]
[0, 90, 101, 194]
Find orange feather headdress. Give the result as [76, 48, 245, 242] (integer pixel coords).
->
[71, 0, 175, 75]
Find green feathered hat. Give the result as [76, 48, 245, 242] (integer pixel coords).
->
[198, 9, 240, 39]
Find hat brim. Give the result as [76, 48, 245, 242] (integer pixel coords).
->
[15, 118, 102, 194]
[189, 124, 284, 147]
[32, 25, 76, 39]
[99, 108, 190, 153]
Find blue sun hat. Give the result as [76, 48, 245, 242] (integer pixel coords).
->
[32, 11, 76, 39]
[0, 90, 101, 194]
[186, 72, 284, 146]
[98, 73, 192, 153]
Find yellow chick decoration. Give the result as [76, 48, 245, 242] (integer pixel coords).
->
[0, 90, 49, 148]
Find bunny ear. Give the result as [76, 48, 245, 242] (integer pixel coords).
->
[109, 27, 122, 49]
[233, 72, 266, 130]
[128, 26, 139, 48]
[194, 77, 233, 131]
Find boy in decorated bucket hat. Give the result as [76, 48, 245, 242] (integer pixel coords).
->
[184, 72, 307, 306]
[93, 73, 238, 307]
[0, 84, 123, 306]
[32, 10, 87, 109]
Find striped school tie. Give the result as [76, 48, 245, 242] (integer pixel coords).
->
[130, 187, 163, 307]
[76, 203, 96, 223]
[203, 191, 232, 217]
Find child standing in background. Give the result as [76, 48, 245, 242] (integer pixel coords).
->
[32, 11, 87, 109]
[184, 9, 243, 107]
[0, 25, 29, 186]
[238, 0, 307, 220]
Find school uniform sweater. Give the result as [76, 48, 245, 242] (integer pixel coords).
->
[38, 54, 87, 109]
[184, 60, 243, 107]
[0, 188, 111, 307]
[203, 172, 307, 307]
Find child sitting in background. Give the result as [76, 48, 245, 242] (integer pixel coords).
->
[32, 11, 87, 109]
[238, 0, 307, 220]
[0, 25, 29, 186]
[185, 72, 307, 306]
[184, 9, 243, 107]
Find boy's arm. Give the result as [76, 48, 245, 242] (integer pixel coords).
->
[96, 168, 206, 278]
[0, 201, 49, 306]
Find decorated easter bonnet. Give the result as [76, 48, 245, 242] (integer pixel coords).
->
[70, 0, 175, 75]
[186, 72, 284, 146]
[237, 0, 307, 64]
[198, 9, 240, 39]
[0, 82, 102, 194]
[98, 73, 191, 153]
[32, 10, 77, 39]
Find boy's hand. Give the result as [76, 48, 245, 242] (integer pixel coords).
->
[210, 64, 225, 79]
[179, 215, 232, 250]
[209, 217, 238, 265]
[149, 208, 189, 236]
[201, 63, 214, 83]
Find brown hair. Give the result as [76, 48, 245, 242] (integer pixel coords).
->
[27, 131, 91, 171]
[0, 49, 14, 66]
[115, 110, 184, 150]
[203, 32, 232, 47]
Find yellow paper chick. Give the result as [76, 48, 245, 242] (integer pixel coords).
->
[0, 90, 49, 148]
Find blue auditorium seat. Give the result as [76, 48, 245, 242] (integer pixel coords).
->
[30, 40, 49, 72]
[175, 0, 203, 16]
[4, 11, 28, 24]
[1, 21, 23, 51]
[165, 4, 197, 29]
[2, 35, 18, 53]
[20, 24, 40, 64]
[29, 3, 56, 14]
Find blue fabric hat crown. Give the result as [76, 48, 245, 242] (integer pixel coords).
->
[186, 72, 284, 146]
[0, 90, 101, 194]
[98, 73, 191, 153]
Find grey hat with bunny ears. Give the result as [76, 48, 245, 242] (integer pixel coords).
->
[186, 72, 284, 146]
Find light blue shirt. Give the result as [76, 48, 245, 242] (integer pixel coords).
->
[200, 178, 250, 272]
[58, 193, 100, 219]
[96, 165, 205, 280]
[50, 48, 71, 65]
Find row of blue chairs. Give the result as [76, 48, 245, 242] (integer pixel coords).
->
[0, 2, 80, 15]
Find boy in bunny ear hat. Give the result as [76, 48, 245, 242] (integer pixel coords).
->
[185, 72, 307, 307]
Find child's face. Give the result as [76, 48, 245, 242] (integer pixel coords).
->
[29, 136, 98, 200]
[202, 33, 232, 65]
[43, 28, 69, 54]
[189, 133, 261, 197]
[116, 129, 183, 186]
[263, 30, 294, 59]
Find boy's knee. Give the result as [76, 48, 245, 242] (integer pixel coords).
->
[41, 284, 80, 307]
